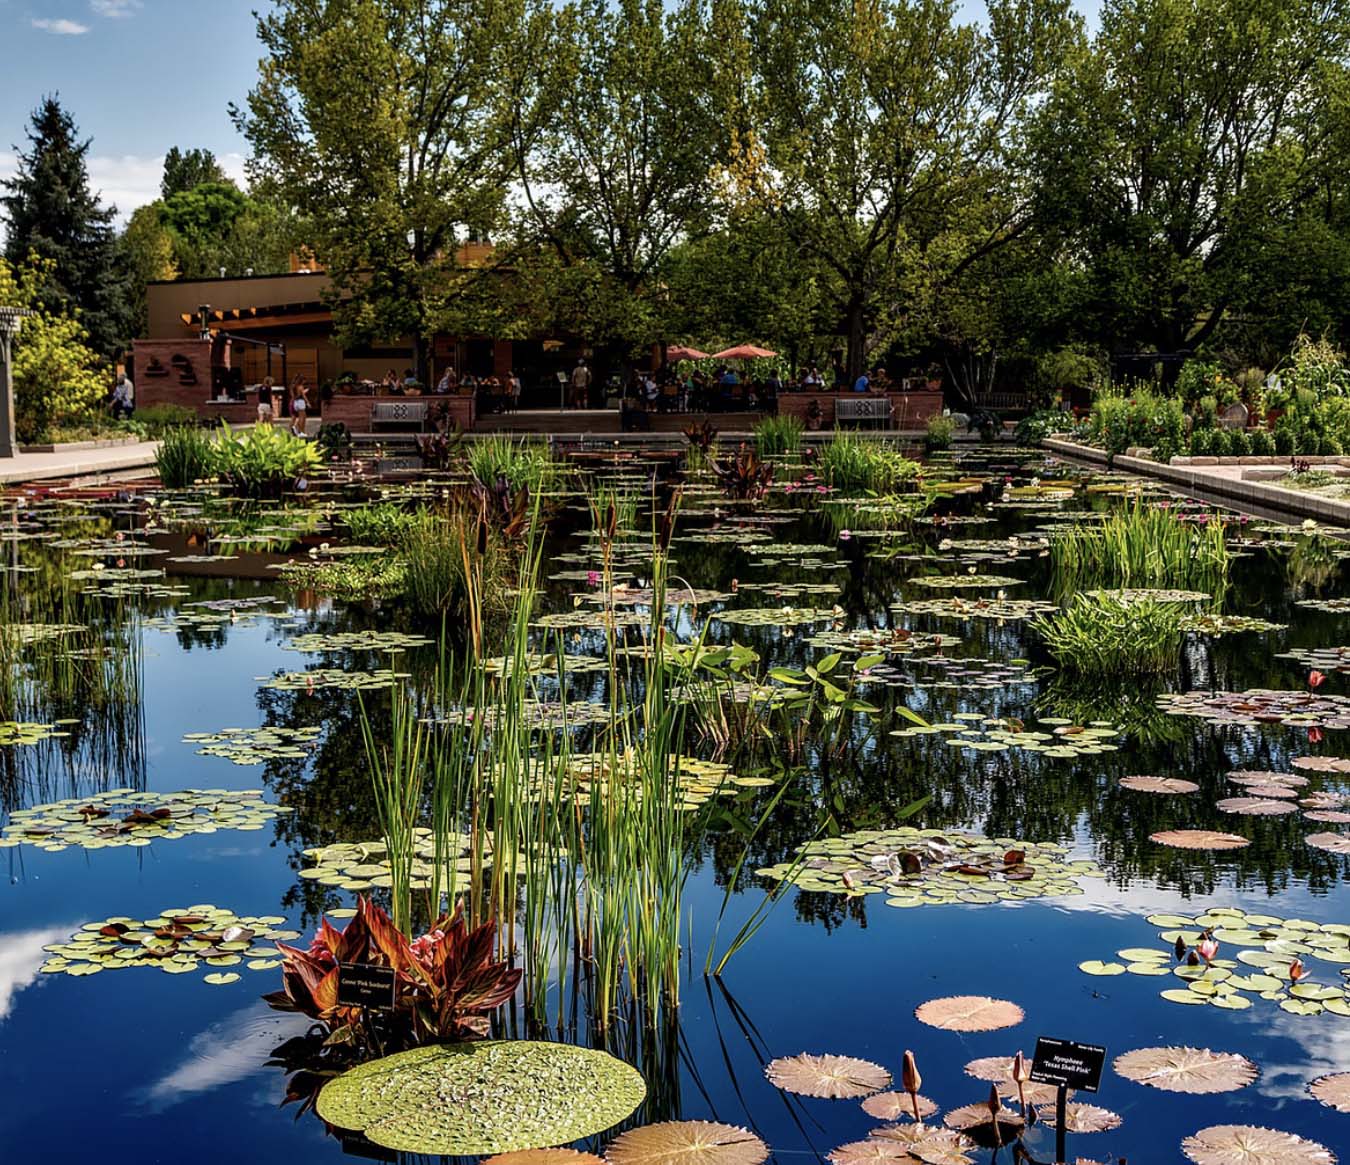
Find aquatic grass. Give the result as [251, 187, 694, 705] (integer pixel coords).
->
[817, 434, 921, 494]
[753, 414, 804, 457]
[1050, 499, 1229, 595]
[153, 425, 213, 489]
[1030, 593, 1185, 676]
[466, 436, 558, 493]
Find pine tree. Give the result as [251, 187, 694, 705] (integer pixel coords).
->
[161, 147, 229, 199]
[2, 96, 129, 355]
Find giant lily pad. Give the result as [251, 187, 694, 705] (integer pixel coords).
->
[764, 1052, 890, 1099]
[1113, 1047, 1258, 1094]
[1309, 1072, 1350, 1113]
[915, 996, 1024, 1032]
[1149, 830, 1250, 851]
[607, 1122, 768, 1165]
[1180, 1125, 1335, 1165]
[316, 1041, 646, 1156]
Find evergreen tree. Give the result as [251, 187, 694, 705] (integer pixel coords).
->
[2, 96, 128, 355]
[161, 147, 229, 199]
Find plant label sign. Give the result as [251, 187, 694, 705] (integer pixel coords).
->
[337, 962, 397, 1011]
[1029, 1036, 1106, 1093]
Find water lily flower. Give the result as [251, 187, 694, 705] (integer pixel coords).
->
[1290, 957, 1307, 982]
[587, 570, 601, 587]
[1310, 726, 1324, 744]
[1197, 936, 1219, 964]
[839, 529, 852, 541]
[1309, 670, 1326, 690]
[1303, 519, 1318, 531]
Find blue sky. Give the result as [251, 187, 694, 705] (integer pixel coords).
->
[2, 0, 1099, 225]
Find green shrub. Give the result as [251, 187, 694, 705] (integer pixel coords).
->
[1192, 395, 1219, 430]
[817, 434, 921, 493]
[1188, 427, 1214, 456]
[923, 414, 956, 451]
[207, 422, 323, 498]
[1250, 429, 1275, 456]
[1014, 409, 1069, 445]
[1229, 429, 1252, 456]
[136, 404, 199, 437]
[753, 414, 805, 457]
[155, 425, 213, 488]
[1030, 594, 1184, 676]
[1274, 426, 1294, 455]
[1211, 428, 1233, 457]
[1089, 387, 1185, 458]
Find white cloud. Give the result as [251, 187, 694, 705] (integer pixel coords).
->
[90, 0, 142, 15]
[137, 1001, 311, 1111]
[32, 17, 90, 34]
[0, 925, 76, 1022]
[85, 151, 249, 221]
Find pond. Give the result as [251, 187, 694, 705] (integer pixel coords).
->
[2, 446, 1349, 1165]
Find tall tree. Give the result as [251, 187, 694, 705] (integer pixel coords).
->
[233, 0, 526, 380]
[1032, 0, 1350, 360]
[2, 96, 128, 355]
[737, 0, 1076, 380]
[512, 0, 721, 337]
[161, 147, 229, 199]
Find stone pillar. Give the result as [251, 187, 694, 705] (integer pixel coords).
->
[0, 308, 32, 459]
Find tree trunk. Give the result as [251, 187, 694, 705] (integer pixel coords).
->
[414, 333, 431, 388]
[845, 299, 867, 385]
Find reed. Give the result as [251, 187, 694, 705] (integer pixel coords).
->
[1050, 499, 1229, 595]
[753, 414, 804, 457]
[818, 433, 921, 493]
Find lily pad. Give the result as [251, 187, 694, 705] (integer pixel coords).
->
[764, 1052, 890, 1099]
[316, 1041, 646, 1156]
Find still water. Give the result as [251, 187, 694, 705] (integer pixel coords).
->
[3, 449, 1349, 1163]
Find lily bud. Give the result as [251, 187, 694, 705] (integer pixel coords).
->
[1012, 1050, 1030, 1083]
[1174, 934, 1187, 961]
[901, 1050, 922, 1096]
[1291, 957, 1307, 982]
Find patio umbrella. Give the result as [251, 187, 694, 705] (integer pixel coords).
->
[712, 344, 778, 360]
[666, 344, 710, 361]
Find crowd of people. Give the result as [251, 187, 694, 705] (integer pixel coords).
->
[617, 361, 897, 413]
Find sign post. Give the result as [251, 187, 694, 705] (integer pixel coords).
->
[1029, 1036, 1106, 1164]
[336, 962, 397, 1011]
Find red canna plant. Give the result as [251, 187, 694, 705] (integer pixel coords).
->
[264, 897, 521, 1048]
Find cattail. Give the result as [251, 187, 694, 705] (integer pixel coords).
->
[901, 1050, 922, 1122]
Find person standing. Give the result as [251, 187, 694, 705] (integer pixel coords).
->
[110, 372, 135, 420]
[570, 359, 592, 409]
[290, 377, 309, 435]
[258, 377, 276, 422]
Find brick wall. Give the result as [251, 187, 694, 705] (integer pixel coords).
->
[130, 340, 215, 411]
[777, 390, 943, 429]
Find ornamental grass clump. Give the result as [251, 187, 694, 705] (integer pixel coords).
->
[818, 433, 920, 493]
[1030, 593, 1185, 676]
[466, 435, 557, 492]
[1050, 499, 1229, 593]
[154, 425, 212, 488]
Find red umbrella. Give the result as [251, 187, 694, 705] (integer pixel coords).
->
[666, 344, 710, 361]
[712, 344, 778, 360]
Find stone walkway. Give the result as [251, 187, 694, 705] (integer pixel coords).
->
[0, 440, 160, 485]
[1043, 436, 1350, 525]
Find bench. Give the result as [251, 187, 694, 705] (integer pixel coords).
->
[835, 395, 892, 428]
[370, 401, 429, 431]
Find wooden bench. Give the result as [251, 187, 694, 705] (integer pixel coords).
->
[835, 395, 893, 428]
[370, 400, 429, 431]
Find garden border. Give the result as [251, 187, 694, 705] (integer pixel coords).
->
[1043, 436, 1350, 525]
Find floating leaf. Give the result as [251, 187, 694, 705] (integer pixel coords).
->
[317, 1042, 646, 1156]
[1119, 776, 1199, 794]
[861, 1092, 938, 1122]
[606, 1121, 768, 1165]
[1114, 1047, 1258, 1094]
[915, 996, 1024, 1032]
[1309, 1072, 1350, 1114]
[1150, 830, 1250, 851]
[1180, 1125, 1336, 1165]
[765, 1053, 890, 1099]
[1041, 1104, 1122, 1133]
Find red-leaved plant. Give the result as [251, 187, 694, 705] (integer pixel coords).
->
[264, 897, 521, 1047]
